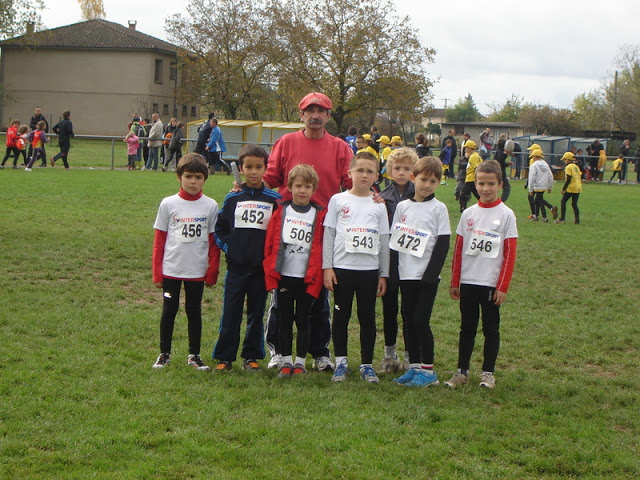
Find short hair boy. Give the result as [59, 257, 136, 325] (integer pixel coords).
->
[264, 164, 325, 377]
[378, 147, 417, 373]
[390, 156, 450, 387]
[151, 153, 220, 371]
[446, 159, 518, 389]
[212, 144, 281, 371]
[323, 151, 390, 383]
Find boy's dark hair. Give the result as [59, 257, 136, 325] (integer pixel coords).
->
[414, 156, 442, 180]
[238, 144, 269, 167]
[177, 153, 209, 179]
[348, 126, 357, 136]
[350, 151, 378, 169]
[63, 110, 70, 119]
[37, 120, 45, 129]
[11, 119, 20, 125]
[476, 159, 502, 182]
[356, 135, 364, 141]
[415, 133, 426, 145]
[287, 163, 319, 189]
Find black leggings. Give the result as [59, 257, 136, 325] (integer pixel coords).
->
[331, 269, 378, 364]
[400, 280, 438, 365]
[459, 181, 479, 210]
[277, 276, 314, 358]
[52, 140, 70, 168]
[1, 147, 19, 166]
[533, 191, 553, 218]
[457, 284, 501, 373]
[159, 278, 204, 355]
[559, 192, 580, 222]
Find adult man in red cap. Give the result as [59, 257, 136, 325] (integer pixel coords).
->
[263, 92, 354, 372]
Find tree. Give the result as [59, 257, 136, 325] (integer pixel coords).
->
[266, 0, 434, 132]
[0, 0, 43, 40]
[486, 94, 524, 122]
[445, 94, 482, 122]
[607, 44, 640, 135]
[165, 0, 277, 120]
[572, 91, 609, 131]
[77, 0, 105, 20]
[519, 104, 581, 136]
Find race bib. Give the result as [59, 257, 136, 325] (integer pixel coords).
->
[174, 221, 208, 243]
[389, 223, 429, 258]
[465, 229, 501, 258]
[282, 218, 313, 247]
[345, 226, 379, 254]
[234, 201, 273, 230]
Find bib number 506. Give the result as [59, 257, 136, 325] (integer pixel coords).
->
[289, 227, 312, 243]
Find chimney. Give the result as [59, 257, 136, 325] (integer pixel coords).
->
[26, 21, 35, 35]
[128, 20, 137, 31]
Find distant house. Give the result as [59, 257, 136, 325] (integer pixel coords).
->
[441, 121, 534, 144]
[423, 108, 447, 127]
[0, 19, 199, 135]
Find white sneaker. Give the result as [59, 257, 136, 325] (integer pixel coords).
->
[140, 166, 146, 171]
[479, 372, 496, 389]
[267, 353, 282, 369]
[24, 168, 32, 172]
[313, 355, 335, 372]
[187, 354, 211, 371]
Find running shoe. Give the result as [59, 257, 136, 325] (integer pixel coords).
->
[152, 352, 171, 369]
[392, 368, 418, 385]
[444, 370, 469, 388]
[479, 372, 496, 389]
[405, 370, 439, 387]
[359, 365, 380, 383]
[187, 354, 211, 371]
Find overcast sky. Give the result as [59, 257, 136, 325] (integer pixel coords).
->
[40, 0, 639, 114]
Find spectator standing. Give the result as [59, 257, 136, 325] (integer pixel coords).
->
[479, 127, 494, 160]
[619, 139, 631, 182]
[345, 126, 358, 154]
[143, 113, 163, 170]
[206, 117, 231, 175]
[441, 129, 458, 177]
[194, 112, 215, 155]
[163, 121, 185, 171]
[129, 116, 146, 169]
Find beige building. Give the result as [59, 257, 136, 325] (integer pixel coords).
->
[0, 19, 199, 135]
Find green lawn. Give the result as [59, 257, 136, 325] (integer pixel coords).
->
[0, 167, 638, 479]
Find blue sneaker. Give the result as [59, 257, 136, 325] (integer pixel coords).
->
[359, 365, 379, 383]
[405, 370, 439, 387]
[392, 368, 418, 384]
[331, 362, 349, 382]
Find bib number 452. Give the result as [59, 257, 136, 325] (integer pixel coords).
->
[241, 209, 264, 225]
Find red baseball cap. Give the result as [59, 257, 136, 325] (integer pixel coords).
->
[299, 92, 332, 110]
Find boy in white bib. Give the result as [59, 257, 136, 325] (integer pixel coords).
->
[390, 156, 451, 387]
[264, 165, 326, 377]
[323, 152, 390, 383]
[151, 154, 220, 371]
[446, 160, 518, 389]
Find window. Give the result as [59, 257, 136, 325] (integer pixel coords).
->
[154, 59, 163, 83]
[153, 103, 159, 113]
[190, 106, 197, 117]
[170, 61, 177, 80]
[182, 105, 187, 116]
[163, 104, 169, 115]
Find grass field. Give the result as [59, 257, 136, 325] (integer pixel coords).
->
[1, 165, 638, 479]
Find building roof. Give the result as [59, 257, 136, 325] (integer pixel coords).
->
[0, 19, 177, 55]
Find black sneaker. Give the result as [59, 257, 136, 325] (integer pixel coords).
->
[215, 361, 232, 372]
[153, 352, 171, 369]
[187, 354, 211, 371]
